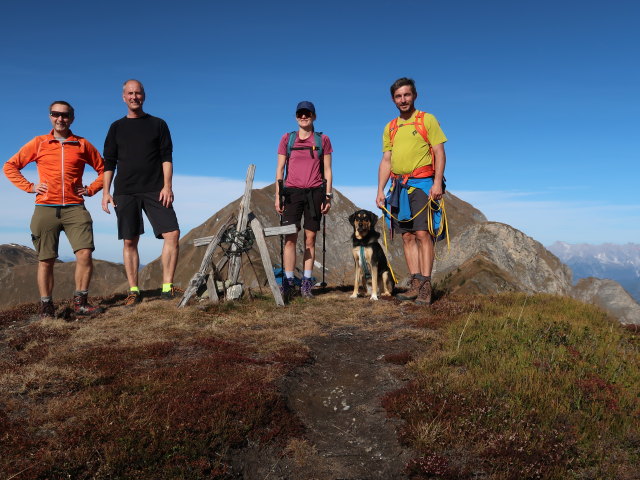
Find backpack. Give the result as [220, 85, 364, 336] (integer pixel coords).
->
[284, 131, 324, 180]
[388, 110, 433, 154]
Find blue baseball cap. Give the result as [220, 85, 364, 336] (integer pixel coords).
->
[295, 101, 315, 114]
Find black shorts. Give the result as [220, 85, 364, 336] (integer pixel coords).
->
[281, 187, 325, 232]
[114, 192, 179, 240]
[394, 187, 429, 234]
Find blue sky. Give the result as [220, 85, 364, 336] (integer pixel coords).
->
[1, 0, 638, 263]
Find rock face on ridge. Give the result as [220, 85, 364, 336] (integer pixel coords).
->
[572, 277, 640, 325]
[434, 222, 573, 296]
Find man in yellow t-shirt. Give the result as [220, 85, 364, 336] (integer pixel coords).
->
[376, 77, 448, 305]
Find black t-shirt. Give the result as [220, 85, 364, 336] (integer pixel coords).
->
[103, 114, 173, 195]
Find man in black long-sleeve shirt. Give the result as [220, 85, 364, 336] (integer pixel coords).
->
[102, 79, 180, 306]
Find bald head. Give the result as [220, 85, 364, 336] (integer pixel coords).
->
[122, 79, 146, 117]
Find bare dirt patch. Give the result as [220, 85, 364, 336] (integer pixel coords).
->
[230, 292, 429, 480]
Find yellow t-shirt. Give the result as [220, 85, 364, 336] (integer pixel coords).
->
[382, 110, 447, 175]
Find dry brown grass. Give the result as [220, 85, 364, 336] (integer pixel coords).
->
[0, 293, 321, 479]
[1, 290, 638, 479]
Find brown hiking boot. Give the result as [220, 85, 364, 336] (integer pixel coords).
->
[160, 285, 185, 300]
[73, 293, 104, 316]
[396, 275, 425, 301]
[415, 278, 432, 306]
[124, 290, 142, 307]
[39, 299, 55, 319]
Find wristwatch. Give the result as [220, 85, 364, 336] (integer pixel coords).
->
[325, 193, 334, 199]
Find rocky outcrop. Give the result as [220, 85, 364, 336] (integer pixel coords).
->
[434, 222, 573, 295]
[571, 278, 640, 325]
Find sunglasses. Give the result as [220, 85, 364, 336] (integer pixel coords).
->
[296, 110, 313, 118]
[50, 111, 71, 119]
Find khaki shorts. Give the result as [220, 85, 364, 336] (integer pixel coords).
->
[30, 205, 94, 261]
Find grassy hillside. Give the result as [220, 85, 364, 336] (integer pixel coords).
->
[0, 291, 638, 479]
[384, 294, 640, 479]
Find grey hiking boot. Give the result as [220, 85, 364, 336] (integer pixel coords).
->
[415, 278, 432, 306]
[280, 277, 295, 302]
[396, 275, 426, 301]
[301, 277, 314, 298]
[39, 299, 55, 319]
[73, 293, 104, 316]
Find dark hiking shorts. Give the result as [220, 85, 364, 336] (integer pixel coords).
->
[281, 186, 325, 232]
[114, 192, 179, 240]
[393, 187, 430, 235]
[30, 205, 94, 260]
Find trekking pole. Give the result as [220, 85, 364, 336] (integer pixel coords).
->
[278, 180, 285, 275]
[321, 214, 327, 287]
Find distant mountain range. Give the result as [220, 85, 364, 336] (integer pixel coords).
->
[548, 242, 640, 302]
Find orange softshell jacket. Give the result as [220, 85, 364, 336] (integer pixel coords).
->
[3, 130, 104, 205]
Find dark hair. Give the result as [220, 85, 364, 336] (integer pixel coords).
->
[49, 100, 74, 119]
[390, 77, 417, 97]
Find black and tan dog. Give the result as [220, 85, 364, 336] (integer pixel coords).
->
[348, 209, 394, 301]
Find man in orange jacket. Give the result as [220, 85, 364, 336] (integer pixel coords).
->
[3, 100, 105, 319]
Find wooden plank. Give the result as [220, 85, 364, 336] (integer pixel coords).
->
[250, 216, 284, 306]
[263, 224, 297, 237]
[178, 215, 234, 308]
[227, 164, 255, 285]
[193, 236, 214, 247]
[206, 263, 219, 303]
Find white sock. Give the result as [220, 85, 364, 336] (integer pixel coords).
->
[285, 271, 294, 279]
[304, 270, 313, 279]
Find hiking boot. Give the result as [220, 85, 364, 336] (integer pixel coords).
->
[396, 275, 426, 301]
[124, 290, 142, 307]
[280, 277, 295, 302]
[415, 278, 432, 306]
[160, 285, 184, 300]
[73, 293, 104, 316]
[300, 277, 314, 298]
[39, 299, 55, 319]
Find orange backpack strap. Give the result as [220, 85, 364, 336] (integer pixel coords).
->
[414, 111, 430, 144]
[388, 117, 399, 146]
[415, 110, 434, 161]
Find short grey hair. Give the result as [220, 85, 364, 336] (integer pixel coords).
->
[122, 79, 145, 93]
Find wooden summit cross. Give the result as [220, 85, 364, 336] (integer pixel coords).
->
[178, 164, 296, 307]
